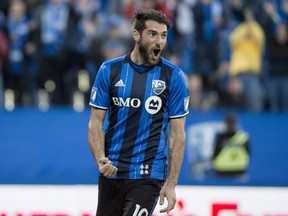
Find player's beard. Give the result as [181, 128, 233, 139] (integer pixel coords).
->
[138, 39, 160, 66]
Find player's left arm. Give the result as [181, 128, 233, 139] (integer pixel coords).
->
[159, 116, 186, 214]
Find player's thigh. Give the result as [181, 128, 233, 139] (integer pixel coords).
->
[122, 179, 163, 216]
[96, 177, 123, 216]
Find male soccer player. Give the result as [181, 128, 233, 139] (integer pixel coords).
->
[88, 8, 189, 216]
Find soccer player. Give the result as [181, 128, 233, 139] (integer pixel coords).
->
[88, 8, 189, 216]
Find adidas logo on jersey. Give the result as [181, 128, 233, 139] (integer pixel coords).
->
[115, 79, 125, 87]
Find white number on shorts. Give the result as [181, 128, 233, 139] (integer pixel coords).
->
[133, 204, 148, 216]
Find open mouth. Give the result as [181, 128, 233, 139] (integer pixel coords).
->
[152, 48, 161, 57]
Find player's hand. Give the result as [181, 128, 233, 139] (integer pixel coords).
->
[98, 157, 118, 177]
[159, 182, 176, 214]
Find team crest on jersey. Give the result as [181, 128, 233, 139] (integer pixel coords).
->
[152, 80, 166, 95]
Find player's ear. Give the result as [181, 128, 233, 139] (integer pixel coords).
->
[133, 30, 140, 42]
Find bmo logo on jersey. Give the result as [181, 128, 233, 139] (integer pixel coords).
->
[145, 96, 162, 114]
[112, 96, 162, 114]
[112, 97, 141, 108]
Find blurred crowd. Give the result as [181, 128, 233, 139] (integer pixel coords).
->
[0, 0, 287, 112]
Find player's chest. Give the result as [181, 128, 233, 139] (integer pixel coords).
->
[109, 69, 170, 112]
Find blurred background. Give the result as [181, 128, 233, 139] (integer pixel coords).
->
[1, 0, 288, 215]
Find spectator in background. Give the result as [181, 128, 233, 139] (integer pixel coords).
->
[79, 12, 130, 62]
[192, 0, 225, 92]
[227, 7, 265, 111]
[166, 0, 195, 72]
[95, 13, 132, 65]
[169, 0, 194, 55]
[32, 0, 73, 105]
[101, 0, 124, 15]
[266, 22, 288, 112]
[0, 12, 9, 108]
[5, 0, 36, 106]
[102, 39, 127, 60]
[219, 76, 247, 109]
[212, 112, 250, 178]
[228, 0, 270, 28]
[188, 73, 205, 110]
[71, 0, 100, 71]
[188, 73, 216, 110]
[279, 0, 288, 22]
[67, 0, 102, 104]
[101, 13, 132, 48]
[83, 16, 106, 81]
[263, 0, 282, 30]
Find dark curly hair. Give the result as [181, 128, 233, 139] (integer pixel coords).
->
[132, 9, 171, 34]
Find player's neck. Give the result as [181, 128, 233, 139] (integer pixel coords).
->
[131, 48, 147, 66]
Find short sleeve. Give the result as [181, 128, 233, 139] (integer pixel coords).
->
[89, 63, 110, 109]
[167, 69, 189, 118]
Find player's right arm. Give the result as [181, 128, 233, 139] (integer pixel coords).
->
[88, 108, 118, 177]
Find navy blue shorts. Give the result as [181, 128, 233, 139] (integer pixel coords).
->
[96, 176, 163, 216]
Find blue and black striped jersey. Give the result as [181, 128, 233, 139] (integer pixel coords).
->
[89, 54, 189, 180]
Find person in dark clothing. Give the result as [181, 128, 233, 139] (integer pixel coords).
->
[212, 112, 250, 177]
[192, 0, 225, 91]
[32, 0, 75, 105]
[266, 22, 288, 112]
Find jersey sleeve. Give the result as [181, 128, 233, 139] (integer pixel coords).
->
[167, 69, 190, 118]
[89, 63, 110, 109]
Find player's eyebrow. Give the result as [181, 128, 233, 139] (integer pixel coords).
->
[147, 29, 167, 35]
